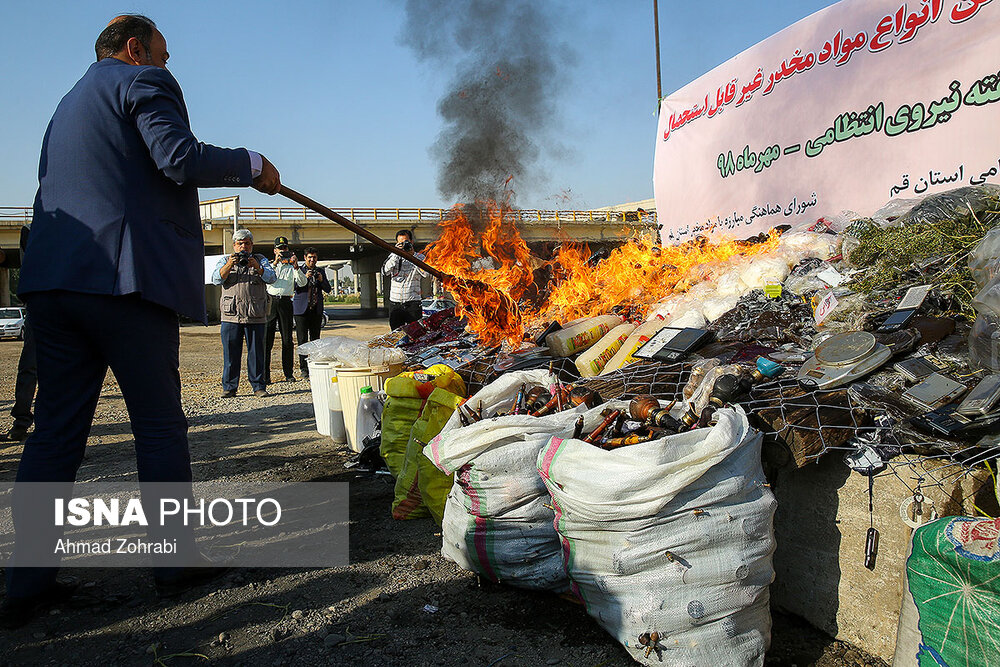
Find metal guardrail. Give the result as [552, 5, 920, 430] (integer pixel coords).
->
[0, 207, 32, 226]
[237, 206, 657, 225]
[0, 206, 657, 226]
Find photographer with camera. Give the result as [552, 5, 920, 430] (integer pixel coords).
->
[293, 248, 331, 379]
[212, 229, 277, 397]
[382, 229, 429, 330]
[264, 236, 306, 384]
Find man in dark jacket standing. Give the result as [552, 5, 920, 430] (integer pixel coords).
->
[293, 248, 332, 378]
[3, 15, 281, 625]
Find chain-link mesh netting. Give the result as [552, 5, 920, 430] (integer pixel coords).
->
[452, 354, 999, 502]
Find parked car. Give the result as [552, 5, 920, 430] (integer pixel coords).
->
[0, 307, 26, 340]
[421, 297, 456, 318]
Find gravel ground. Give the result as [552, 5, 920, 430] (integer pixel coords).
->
[0, 317, 887, 666]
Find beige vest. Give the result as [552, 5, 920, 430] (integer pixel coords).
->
[220, 257, 269, 324]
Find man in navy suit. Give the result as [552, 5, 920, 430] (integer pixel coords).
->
[2, 15, 281, 625]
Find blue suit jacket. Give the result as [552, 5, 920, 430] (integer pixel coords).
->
[19, 58, 252, 322]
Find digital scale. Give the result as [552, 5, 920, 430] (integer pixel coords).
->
[797, 331, 892, 389]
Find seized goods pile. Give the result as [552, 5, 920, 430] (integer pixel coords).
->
[311, 185, 1000, 666]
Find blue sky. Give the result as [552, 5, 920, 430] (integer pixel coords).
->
[0, 1, 835, 210]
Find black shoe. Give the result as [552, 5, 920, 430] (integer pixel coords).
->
[4, 426, 28, 442]
[220, 389, 236, 398]
[155, 565, 231, 598]
[0, 581, 78, 629]
[254, 389, 270, 398]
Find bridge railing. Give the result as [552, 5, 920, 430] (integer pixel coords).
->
[0, 206, 658, 227]
[0, 207, 32, 226]
[237, 206, 658, 225]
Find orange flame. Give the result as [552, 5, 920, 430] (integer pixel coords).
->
[424, 203, 780, 347]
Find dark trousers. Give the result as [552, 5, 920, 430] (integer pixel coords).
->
[265, 296, 294, 382]
[221, 321, 266, 392]
[11, 314, 37, 430]
[389, 300, 422, 330]
[294, 308, 323, 376]
[7, 291, 193, 598]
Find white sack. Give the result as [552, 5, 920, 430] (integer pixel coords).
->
[537, 407, 776, 667]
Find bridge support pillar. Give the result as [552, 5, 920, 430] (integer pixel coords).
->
[357, 273, 377, 309]
[0, 268, 9, 306]
[329, 268, 341, 296]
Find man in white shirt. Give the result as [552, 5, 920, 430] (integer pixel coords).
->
[381, 230, 430, 330]
[264, 236, 306, 384]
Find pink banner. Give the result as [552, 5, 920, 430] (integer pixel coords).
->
[654, 0, 1000, 244]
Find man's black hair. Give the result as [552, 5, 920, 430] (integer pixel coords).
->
[95, 15, 156, 61]
[304, 247, 318, 257]
[395, 229, 413, 241]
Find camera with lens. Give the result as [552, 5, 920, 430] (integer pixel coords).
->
[400, 240, 413, 252]
[278, 249, 292, 261]
[235, 250, 250, 266]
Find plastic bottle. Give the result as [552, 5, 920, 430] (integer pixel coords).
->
[545, 314, 622, 357]
[355, 386, 384, 450]
[328, 375, 347, 445]
[575, 322, 636, 377]
[598, 316, 666, 375]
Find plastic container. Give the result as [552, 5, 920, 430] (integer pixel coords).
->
[307, 360, 341, 436]
[599, 316, 666, 375]
[339, 365, 400, 451]
[328, 375, 347, 445]
[545, 315, 621, 357]
[574, 322, 636, 377]
[355, 387, 384, 451]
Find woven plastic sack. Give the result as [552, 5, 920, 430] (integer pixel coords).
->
[537, 407, 776, 667]
[892, 515, 1000, 667]
[392, 387, 464, 522]
[380, 365, 466, 478]
[427, 369, 587, 591]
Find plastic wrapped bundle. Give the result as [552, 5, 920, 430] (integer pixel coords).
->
[738, 256, 790, 290]
[537, 407, 776, 666]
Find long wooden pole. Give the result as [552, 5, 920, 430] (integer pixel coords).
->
[653, 0, 663, 104]
[278, 185, 447, 281]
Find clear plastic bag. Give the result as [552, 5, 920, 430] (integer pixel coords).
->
[973, 276, 1000, 318]
[969, 226, 1000, 290]
[969, 313, 1000, 372]
[297, 336, 406, 367]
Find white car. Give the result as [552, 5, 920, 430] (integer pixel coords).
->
[0, 307, 26, 340]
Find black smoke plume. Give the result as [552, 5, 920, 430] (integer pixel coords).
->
[401, 0, 573, 206]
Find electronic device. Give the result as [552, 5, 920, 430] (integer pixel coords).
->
[796, 331, 892, 390]
[876, 284, 931, 333]
[956, 373, 1000, 416]
[633, 327, 714, 363]
[910, 404, 1000, 437]
[902, 372, 967, 411]
[893, 355, 949, 382]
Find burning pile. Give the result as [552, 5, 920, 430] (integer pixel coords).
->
[423, 201, 782, 346]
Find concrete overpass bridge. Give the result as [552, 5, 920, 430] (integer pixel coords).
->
[0, 197, 659, 312]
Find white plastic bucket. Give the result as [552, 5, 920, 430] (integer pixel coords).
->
[307, 360, 341, 435]
[339, 364, 401, 451]
[328, 375, 347, 445]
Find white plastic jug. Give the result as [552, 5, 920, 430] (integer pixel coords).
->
[355, 386, 384, 451]
[328, 375, 347, 445]
[575, 322, 636, 377]
[545, 314, 621, 357]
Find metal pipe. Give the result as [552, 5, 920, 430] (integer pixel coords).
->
[279, 186, 447, 281]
